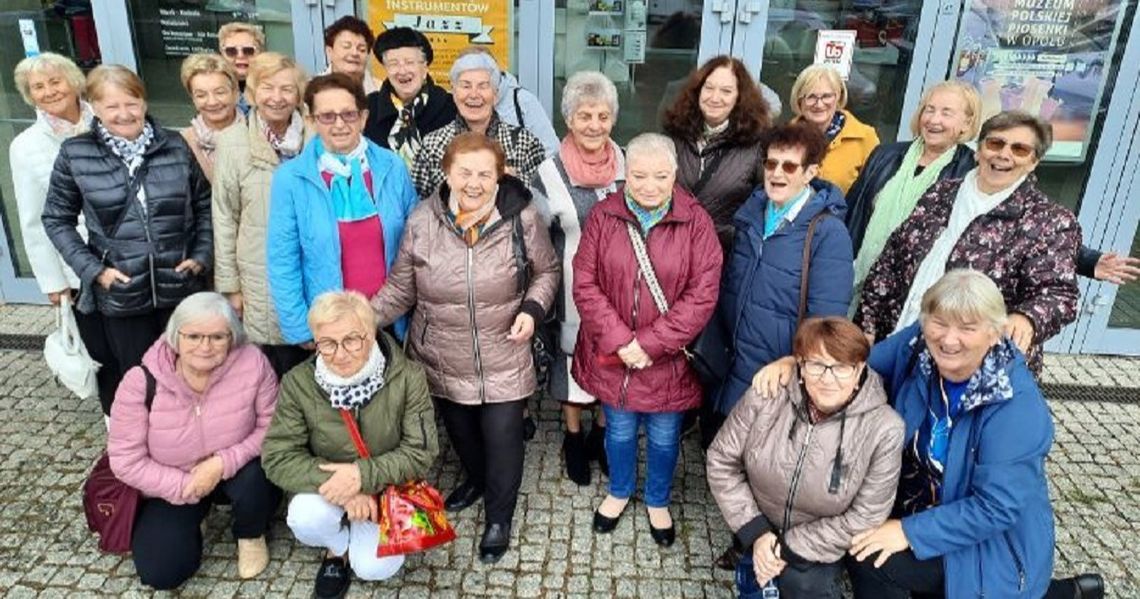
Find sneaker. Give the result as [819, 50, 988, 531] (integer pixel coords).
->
[313, 555, 351, 599]
[237, 536, 269, 579]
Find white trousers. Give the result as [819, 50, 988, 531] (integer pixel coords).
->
[286, 493, 404, 581]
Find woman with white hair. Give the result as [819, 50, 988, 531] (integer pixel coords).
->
[530, 70, 623, 485]
[572, 132, 722, 547]
[409, 51, 546, 197]
[108, 292, 280, 589]
[752, 269, 1104, 599]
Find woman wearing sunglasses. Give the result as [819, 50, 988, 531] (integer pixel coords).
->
[266, 73, 417, 362]
[216, 22, 265, 116]
[855, 111, 1080, 374]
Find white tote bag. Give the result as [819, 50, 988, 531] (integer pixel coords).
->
[43, 295, 101, 399]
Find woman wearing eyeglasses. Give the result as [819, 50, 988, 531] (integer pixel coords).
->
[707, 317, 903, 599]
[790, 65, 879, 195]
[855, 111, 1081, 374]
[108, 292, 280, 588]
[266, 73, 418, 360]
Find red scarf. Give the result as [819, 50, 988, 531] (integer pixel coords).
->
[559, 136, 619, 188]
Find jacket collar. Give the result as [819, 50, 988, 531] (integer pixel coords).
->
[909, 331, 1017, 412]
[734, 177, 846, 233]
[976, 173, 1040, 220]
[596, 184, 700, 226]
[244, 109, 293, 168]
[287, 134, 388, 191]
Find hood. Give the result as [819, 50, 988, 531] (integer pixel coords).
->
[376, 330, 407, 380]
[432, 173, 533, 223]
[140, 337, 252, 397]
[497, 70, 521, 94]
[734, 177, 847, 231]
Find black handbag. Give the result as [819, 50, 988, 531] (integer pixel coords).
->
[511, 215, 556, 388]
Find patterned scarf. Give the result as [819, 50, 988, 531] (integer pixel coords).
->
[625, 189, 672, 234]
[96, 120, 155, 175]
[314, 341, 387, 410]
[39, 100, 94, 138]
[448, 186, 498, 246]
[316, 137, 376, 222]
[388, 90, 429, 170]
[258, 110, 304, 159]
[824, 111, 847, 142]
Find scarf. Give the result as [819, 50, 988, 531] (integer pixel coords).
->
[559, 136, 619, 188]
[893, 169, 1027, 332]
[188, 110, 240, 163]
[96, 120, 155, 176]
[763, 187, 810, 239]
[316, 137, 376, 221]
[625, 189, 671, 234]
[696, 119, 730, 153]
[852, 140, 957, 296]
[448, 186, 498, 246]
[314, 341, 387, 410]
[388, 89, 429, 170]
[258, 110, 304, 159]
[39, 100, 94, 138]
[824, 111, 846, 142]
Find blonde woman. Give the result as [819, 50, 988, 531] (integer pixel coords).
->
[790, 65, 879, 194]
[217, 21, 265, 115]
[180, 53, 242, 183]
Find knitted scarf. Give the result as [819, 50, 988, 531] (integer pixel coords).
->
[314, 341, 387, 410]
[559, 135, 619, 188]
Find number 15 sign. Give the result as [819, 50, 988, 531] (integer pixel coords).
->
[814, 30, 857, 80]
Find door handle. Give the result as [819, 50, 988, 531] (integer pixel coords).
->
[738, 2, 761, 24]
[710, 1, 734, 24]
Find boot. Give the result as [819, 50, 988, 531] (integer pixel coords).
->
[237, 536, 269, 579]
[585, 424, 608, 477]
[563, 430, 591, 486]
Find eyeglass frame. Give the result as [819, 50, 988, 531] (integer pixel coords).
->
[981, 136, 1036, 159]
[801, 92, 837, 106]
[312, 110, 363, 125]
[314, 332, 368, 357]
[383, 58, 426, 72]
[763, 159, 805, 175]
[178, 331, 232, 348]
[222, 45, 258, 58]
[799, 359, 859, 381]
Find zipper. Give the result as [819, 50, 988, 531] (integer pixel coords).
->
[782, 422, 814, 531]
[466, 247, 487, 403]
[138, 181, 159, 307]
[419, 316, 429, 346]
[1002, 532, 1027, 592]
[618, 268, 642, 410]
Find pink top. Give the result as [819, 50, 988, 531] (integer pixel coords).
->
[321, 170, 388, 297]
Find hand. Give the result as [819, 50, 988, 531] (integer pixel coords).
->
[343, 493, 378, 522]
[47, 289, 72, 306]
[617, 339, 652, 369]
[318, 462, 362, 506]
[507, 313, 535, 343]
[751, 356, 796, 398]
[1094, 252, 1140, 285]
[96, 268, 130, 290]
[752, 532, 786, 587]
[175, 259, 203, 276]
[850, 519, 910, 568]
[181, 455, 224, 501]
[226, 292, 244, 319]
[1004, 313, 1035, 354]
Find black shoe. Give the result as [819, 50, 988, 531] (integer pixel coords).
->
[714, 544, 742, 571]
[563, 431, 591, 486]
[444, 480, 483, 512]
[585, 424, 609, 477]
[1070, 573, 1104, 599]
[313, 555, 351, 599]
[522, 415, 537, 441]
[593, 509, 621, 533]
[648, 512, 675, 547]
[680, 409, 699, 438]
[478, 523, 511, 564]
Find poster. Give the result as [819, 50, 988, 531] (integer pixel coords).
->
[368, 1, 512, 92]
[951, 0, 1129, 161]
[813, 30, 857, 80]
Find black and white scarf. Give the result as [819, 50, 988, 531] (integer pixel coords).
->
[97, 120, 155, 175]
[388, 90, 429, 169]
[314, 341, 387, 410]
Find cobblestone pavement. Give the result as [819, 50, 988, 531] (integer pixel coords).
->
[0, 305, 1137, 597]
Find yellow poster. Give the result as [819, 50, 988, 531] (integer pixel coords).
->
[366, 1, 512, 92]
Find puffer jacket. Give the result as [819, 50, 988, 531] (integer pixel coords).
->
[570, 185, 723, 413]
[371, 176, 560, 405]
[42, 117, 212, 316]
[108, 340, 278, 505]
[707, 370, 904, 563]
[262, 332, 439, 494]
[671, 134, 764, 253]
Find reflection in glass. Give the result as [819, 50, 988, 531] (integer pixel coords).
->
[1108, 228, 1140, 329]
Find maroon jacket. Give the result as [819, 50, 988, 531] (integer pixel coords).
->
[571, 185, 723, 413]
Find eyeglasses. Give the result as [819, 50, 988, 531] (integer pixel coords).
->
[802, 92, 836, 106]
[222, 46, 258, 58]
[383, 59, 425, 71]
[982, 136, 1036, 159]
[763, 159, 804, 174]
[801, 360, 857, 381]
[178, 331, 231, 348]
[313, 110, 362, 125]
[315, 333, 367, 357]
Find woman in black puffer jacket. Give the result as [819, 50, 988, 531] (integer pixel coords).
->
[43, 65, 212, 416]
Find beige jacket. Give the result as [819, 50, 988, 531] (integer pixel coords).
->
[706, 369, 904, 563]
[372, 177, 559, 405]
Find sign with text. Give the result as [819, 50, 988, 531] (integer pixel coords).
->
[813, 30, 857, 80]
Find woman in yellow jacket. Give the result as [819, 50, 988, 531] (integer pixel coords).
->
[790, 65, 879, 195]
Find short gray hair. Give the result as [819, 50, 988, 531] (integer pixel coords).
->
[920, 269, 1008, 333]
[560, 71, 619, 122]
[13, 53, 86, 107]
[978, 110, 1053, 159]
[449, 52, 501, 93]
[625, 132, 678, 171]
[163, 292, 247, 349]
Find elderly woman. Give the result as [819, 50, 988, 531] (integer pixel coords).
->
[322, 16, 381, 95]
[707, 317, 903, 598]
[43, 65, 212, 415]
[371, 132, 559, 563]
[662, 55, 772, 252]
[180, 53, 242, 183]
[213, 52, 311, 377]
[790, 65, 880, 195]
[108, 292, 279, 589]
[410, 52, 547, 198]
[363, 26, 456, 168]
[530, 71, 623, 485]
[855, 111, 1080, 373]
[456, 46, 561, 155]
[266, 73, 417, 351]
[217, 21, 265, 115]
[572, 133, 722, 547]
[753, 270, 1104, 599]
[263, 291, 437, 599]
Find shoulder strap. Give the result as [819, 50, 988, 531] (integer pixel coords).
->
[339, 409, 371, 459]
[140, 364, 157, 411]
[625, 222, 669, 315]
[512, 214, 530, 295]
[797, 212, 831, 326]
[513, 87, 525, 128]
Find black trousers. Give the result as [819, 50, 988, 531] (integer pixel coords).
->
[74, 307, 173, 415]
[437, 398, 525, 526]
[131, 459, 281, 590]
[258, 344, 312, 380]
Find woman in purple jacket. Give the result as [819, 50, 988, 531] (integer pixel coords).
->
[108, 292, 280, 589]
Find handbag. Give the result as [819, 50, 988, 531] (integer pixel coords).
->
[44, 294, 100, 399]
[82, 365, 155, 554]
[338, 410, 456, 557]
[511, 214, 556, 388]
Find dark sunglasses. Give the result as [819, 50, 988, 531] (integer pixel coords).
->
[223, 46, 258, 58]
[763, 159, 804, 174]
[982, 136, 1035, 159]
[313, 110, 362, 125]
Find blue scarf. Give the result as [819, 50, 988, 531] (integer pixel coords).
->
[315, 137, 376, 222]
[763, 187, 810, 239]
[824, 111, 846, 142]
[625, 190, 671, 234]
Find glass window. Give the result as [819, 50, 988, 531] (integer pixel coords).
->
[1108, 226, 1140, 329]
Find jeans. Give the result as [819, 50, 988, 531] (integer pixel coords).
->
[601, 404, 684, 507]
[737, 547, 843, 599]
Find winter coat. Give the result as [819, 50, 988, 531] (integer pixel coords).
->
[811, 110, 880, 195]
[495, 71, 560, 157]
[672, 134, 765, 253]
[266, 136, 417, 344]
[362, 78, 457, 151]
[570, 185, 723, 413]
[706, 370, 904, 563]
[10, 113, 83, 294]
[871, 323, 1055, 599]
[262, 332, 439, 495]
[108, 341, 278, 505]
[42, 117, 212, 316]
[713, 179, 854, 415]
[855, 174, 1080, 373]
[371, 176, 560, 405]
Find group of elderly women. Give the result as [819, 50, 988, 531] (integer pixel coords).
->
[8, 13, 1129, 597]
